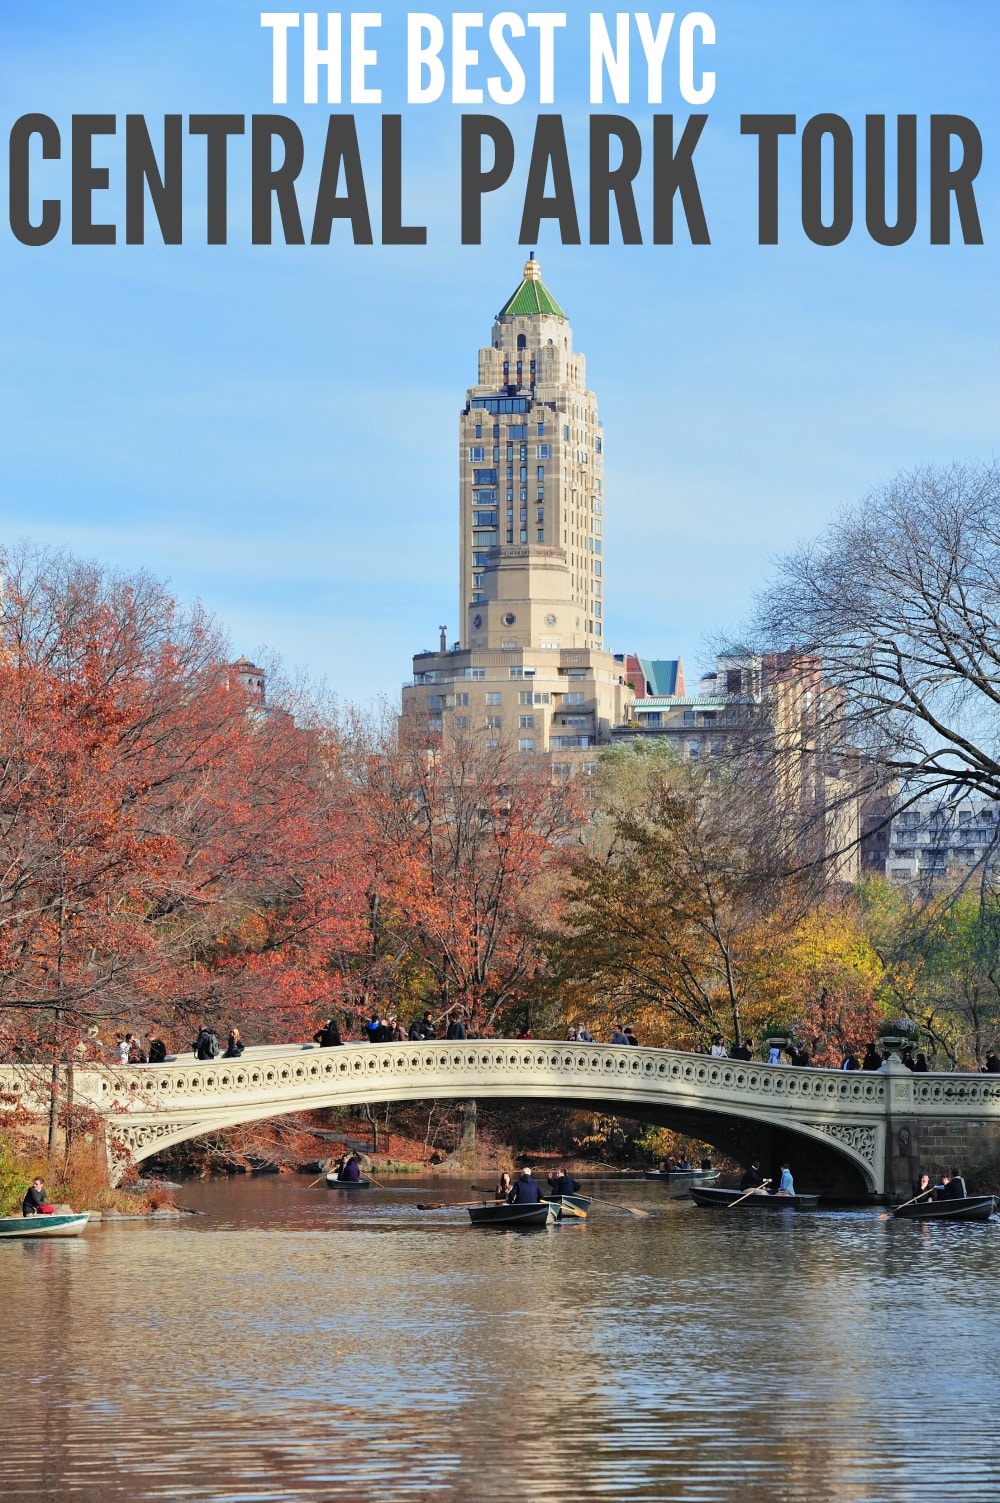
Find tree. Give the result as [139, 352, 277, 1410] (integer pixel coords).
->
[550, 743, 807, 1048]
[755, 461, 1000, 806]
[341, 715, 580, 1035]
[0, 545, 366, 1058]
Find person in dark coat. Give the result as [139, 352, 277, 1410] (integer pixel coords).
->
[337, 1155, 362, 1183]
[446, 1015, 467, 1040]
[937, 1169, 968, 1199]
[740, 1162, 765, 1191]
[548, 1168, 580, 1196]
[861, 1043, 882, 1070]
[314, 1019, 343, 1048]
[22, 1177, 53, 1216]
[147, 1035, 168, 1064]
[507, 1169, 543, 1204]
[192, 1026, 220, 1060]
[409, 1012, 437, 1041]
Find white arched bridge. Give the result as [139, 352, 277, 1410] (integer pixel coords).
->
[5, 1041, 1000, 1198]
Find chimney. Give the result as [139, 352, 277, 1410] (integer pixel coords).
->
[439, 625, 448, 652]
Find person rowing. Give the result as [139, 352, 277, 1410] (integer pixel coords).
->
[507, 1168, 543, 1204]
[547, 1167, 580, 1196]
[336, 1153, 362, 1183]
[739, 1161, 766, 1192]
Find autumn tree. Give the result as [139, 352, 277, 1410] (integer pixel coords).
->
[0, 545, 366, 1059]
[339, 714, 581, 1035]
[550, 741, 809, 1048]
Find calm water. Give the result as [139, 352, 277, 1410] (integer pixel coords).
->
[2, 1175, 997, 1502]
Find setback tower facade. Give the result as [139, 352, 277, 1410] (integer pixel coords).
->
[402, 258, 631, 759]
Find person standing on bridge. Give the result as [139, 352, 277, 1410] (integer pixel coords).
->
[192, 1025, 221, 1060]
[314, 1019, 343, 1047]
[610, 1024, 629, 1045]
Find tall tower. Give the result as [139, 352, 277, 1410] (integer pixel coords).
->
[459, 255, 604, 651]
[402, 259, 630, 760]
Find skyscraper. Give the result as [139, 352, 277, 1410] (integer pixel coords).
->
[459, 254, 605, 650]
[403, 258, 630, 759]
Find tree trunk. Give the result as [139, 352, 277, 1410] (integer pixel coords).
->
[459, 1098, 478, 1164]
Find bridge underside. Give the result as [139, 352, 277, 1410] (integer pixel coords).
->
[122, 1085, 877, 1199]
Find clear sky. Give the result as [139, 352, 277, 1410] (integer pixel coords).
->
[1, 1, 997, 705]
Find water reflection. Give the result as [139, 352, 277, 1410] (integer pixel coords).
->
[2, 1177, 997, 1500]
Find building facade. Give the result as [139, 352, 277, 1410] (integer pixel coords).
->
[884, 797, 1000, 884]
[403, 258, 631, 756]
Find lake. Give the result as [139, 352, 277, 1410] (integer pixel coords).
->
[2, 1174, 997, 1501]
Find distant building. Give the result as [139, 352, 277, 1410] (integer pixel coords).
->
[885, 797, 1000, 884]
[402, 257, 632, 759]
[613, 648, 867, 881]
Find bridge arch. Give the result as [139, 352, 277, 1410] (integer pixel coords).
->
[70, 1042, 886, 1194]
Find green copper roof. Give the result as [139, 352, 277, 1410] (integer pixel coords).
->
[498, 256, 565, 318]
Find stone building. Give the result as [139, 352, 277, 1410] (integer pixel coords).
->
[402, 257, 632, 757]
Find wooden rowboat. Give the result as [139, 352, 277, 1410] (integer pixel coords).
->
[0, 1212, 90, 1240]
[645, 1169, 721, 1182]
[689, 1185, 821, 1211]
[468, 1201, 556, 1228]
[325, 1174, 372, 1188]
[891, 1195, 996, 1222]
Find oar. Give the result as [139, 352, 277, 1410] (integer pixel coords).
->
[416, 1199, 484, 1210]
[877, 1187, 933, 1220]
[726, 1179, 772, 1209]
[306, 1175, 326, 1189]
[586, 1194, 650, 1219]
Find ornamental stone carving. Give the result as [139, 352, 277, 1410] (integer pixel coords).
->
[813, 1124, 878, 1169]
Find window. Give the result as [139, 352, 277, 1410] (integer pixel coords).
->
[468, 446, 485, 462]
[474, 468, 498, 485]
[486, 691, 501, 706]
[519, 738, 535, 752]
[595, 436, 602, 453]
[509, 424, 528, 440]
[726, 670, 743, 694]
[519, 690, 533, 704]
[593, 560, 602, 576]
[537, 422, 545, 436]
[473, 510, 498, 527]
[533, 692, 550, 705]
[454, 716, 470, 730]
[536, 443, 551, 459]
[520, 529, 528, 543]
[683, 710, 695, 726]
[519, 715, 535, 729]
[487, 714, 502, 729]
[563, 715, 588, 726]
[464, 667, 485, 680]
[582, 761, 598, 775]
[486, 739, 499, 750]
[537, 530, 544, 542]
[475, 424, 482, 438]
[565, 691, 585, 705]
[473, 489, 497, 506]
[455, 692, 469, 707]
[687, 740, 700, 759]
[552, 762, 572, 778]
[428, 717, 443, 733]
[711, 740, 724, 756]
[552, 735, 591, 749]
[563, 424, 570, 440]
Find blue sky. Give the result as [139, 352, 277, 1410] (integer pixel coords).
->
[1, 1, 997, 704]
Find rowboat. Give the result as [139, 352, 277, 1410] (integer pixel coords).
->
[892, 1195, 996, 1222]
[645, 1169, 720, 1183]
[689, 1185, 820, 1211]
[0, 1212, 90, 1240]
[325, 1174, 372, 1188]
[468, 1201, 556, 1228]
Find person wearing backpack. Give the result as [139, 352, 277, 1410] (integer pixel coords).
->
[192, 1025, 221, 1060]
